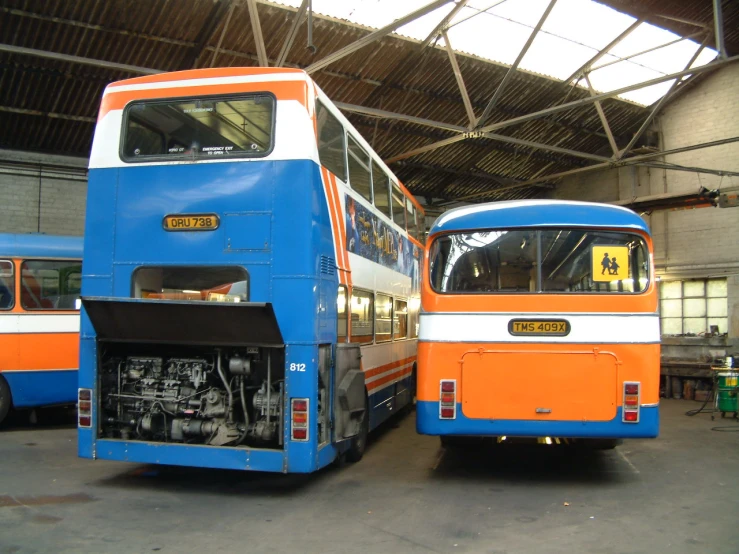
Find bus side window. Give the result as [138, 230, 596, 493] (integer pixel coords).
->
[347, 136, 372, 203]
[393, 299, 408, 339]
[376, 293, 393, 343]
[350, 288, 374, 345]
[0, 260, 14, 310]
[405, 199, 415, 239]
[316, 101, 347, 182]
[391, 185, 405, 229]
[337, 285, 348, 342]
[371, 160, 392, 219]
[20, 260, 82, 310]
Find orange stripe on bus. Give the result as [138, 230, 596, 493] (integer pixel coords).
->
[320, 167, 345, 285]
[368, 367, 413, 393]
[99, 80, 310, 121]
[0, 333, 78, 371]
[328, 172, 351, 287]
[106, 67, 306, 89]
[364, 355, 416, 379]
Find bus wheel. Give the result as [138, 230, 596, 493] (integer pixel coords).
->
[346, 398, 369, 463]
[0, 376, 12, 424]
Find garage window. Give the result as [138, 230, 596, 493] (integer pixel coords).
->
[660, 278, 728, 335]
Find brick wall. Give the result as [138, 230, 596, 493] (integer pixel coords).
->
[552, 63, 739, 339]
[0, 149, 88, 236]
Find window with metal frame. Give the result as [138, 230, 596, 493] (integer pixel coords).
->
[350, 288, 374, 344]
[372, 160, 392, 219]
[121, 94, 275, 162]
[405, 199, 416, 239]
[317, 101, 347, 181]
[391, 184, 406, 229]
[659, 278, 728, 335]
[347, 135, 372, 203]
[20, 260, 81, 310]
[393, 299, 408, 339]
[429, 228, 649, 294]
[0, 260, 14, 310]
[375, 293, 393, 343]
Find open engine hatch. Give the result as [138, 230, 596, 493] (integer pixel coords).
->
[82, 297, 284, 347]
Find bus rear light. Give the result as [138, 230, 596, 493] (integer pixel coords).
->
[78, 388, 92, 428]
[291, 398, 309, 442]
[622, 382, 640, 423]
[439, 380, 456, 419]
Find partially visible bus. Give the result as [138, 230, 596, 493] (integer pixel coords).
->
[78, 67, 424, 473]
[0, 233, 83, 424]
[417, 200, 659, 447]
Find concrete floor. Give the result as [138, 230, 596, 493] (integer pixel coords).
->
[1, 400, 738, 554]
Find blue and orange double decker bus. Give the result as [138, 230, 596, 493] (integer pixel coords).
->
[78, 67, 424, 472]
[0, 233, 82, 424]
[416, 200, 659, 447]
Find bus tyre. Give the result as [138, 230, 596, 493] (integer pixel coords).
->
[346, 400, 369, 463]
[0, 376, 12, 425]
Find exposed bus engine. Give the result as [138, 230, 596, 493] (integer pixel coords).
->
[99, 346, 284, 448]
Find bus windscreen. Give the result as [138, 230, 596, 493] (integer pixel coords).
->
[121, 94, 275, 161]
[429, 228, 649, 294]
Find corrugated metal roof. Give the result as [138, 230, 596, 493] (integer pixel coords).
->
[0, 0, 730, 203]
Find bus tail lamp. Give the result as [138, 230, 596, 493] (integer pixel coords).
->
[622, 382, 640, 423]
[439, 380, 456, 419]
[78, 388, 93, 428]
[291, 398, 309, 441]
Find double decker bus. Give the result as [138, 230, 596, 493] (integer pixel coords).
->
[78, 67, 424, 473]
[0, 233, 82, 424]
[416, 200, 659, 447]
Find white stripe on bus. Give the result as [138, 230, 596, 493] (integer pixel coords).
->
[418, 313, 660, 344]
[0, 314, 79, 334]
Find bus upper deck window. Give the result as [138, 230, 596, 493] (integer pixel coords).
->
[121, 94, 275, 162]
[0, 260, 14, 310]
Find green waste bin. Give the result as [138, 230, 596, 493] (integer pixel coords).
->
[716, 371, 738, 414]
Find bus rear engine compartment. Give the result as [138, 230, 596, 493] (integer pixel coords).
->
[99, 347, 285, 448]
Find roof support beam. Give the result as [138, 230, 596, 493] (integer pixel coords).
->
[210, 1, 237, 67]
[180, 0, 232, 69]
[441, 30, 476, 128]
[583, 74, 619, 156]
[639, 161, 739, 178]
[590, 31, 705, 72]
[275, 0, 309, 67]
[335, 102, 467, 133]
[247, 0, 269, 67]
[713, 0, 727, 59]
[476, 0, 557, 128]
[481, 131, 610, 163]
[454, 136, 739, 200]
[304, 0, 453, 74]
[0, 105, 96, 123]
[618, 38, 708, 159]
[420, 0, 470, 49]
[561, 17, 644, 85]
[386, 54, 739, 163]
[0, 43, 161, 75]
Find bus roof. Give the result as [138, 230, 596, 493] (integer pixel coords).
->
[430, 200, 650, 236]
[0, 233, 83, 259]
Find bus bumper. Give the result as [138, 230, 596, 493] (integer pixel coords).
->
[416, 402, 659, 439]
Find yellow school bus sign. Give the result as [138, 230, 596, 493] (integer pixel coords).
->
[592, 245, 629, 282]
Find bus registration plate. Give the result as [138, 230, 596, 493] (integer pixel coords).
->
[508, 319, 570, 336]
[163, 214, 220, 231]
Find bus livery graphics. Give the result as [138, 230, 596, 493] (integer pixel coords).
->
[416, 200, 659, 444]
[0, 233, 83, 424]
[79, 67, 424, 473]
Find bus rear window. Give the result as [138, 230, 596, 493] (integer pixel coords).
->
[133, 266, 249, 303]
[121, 94, 275, 162]
[429, 229, 649, 294]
